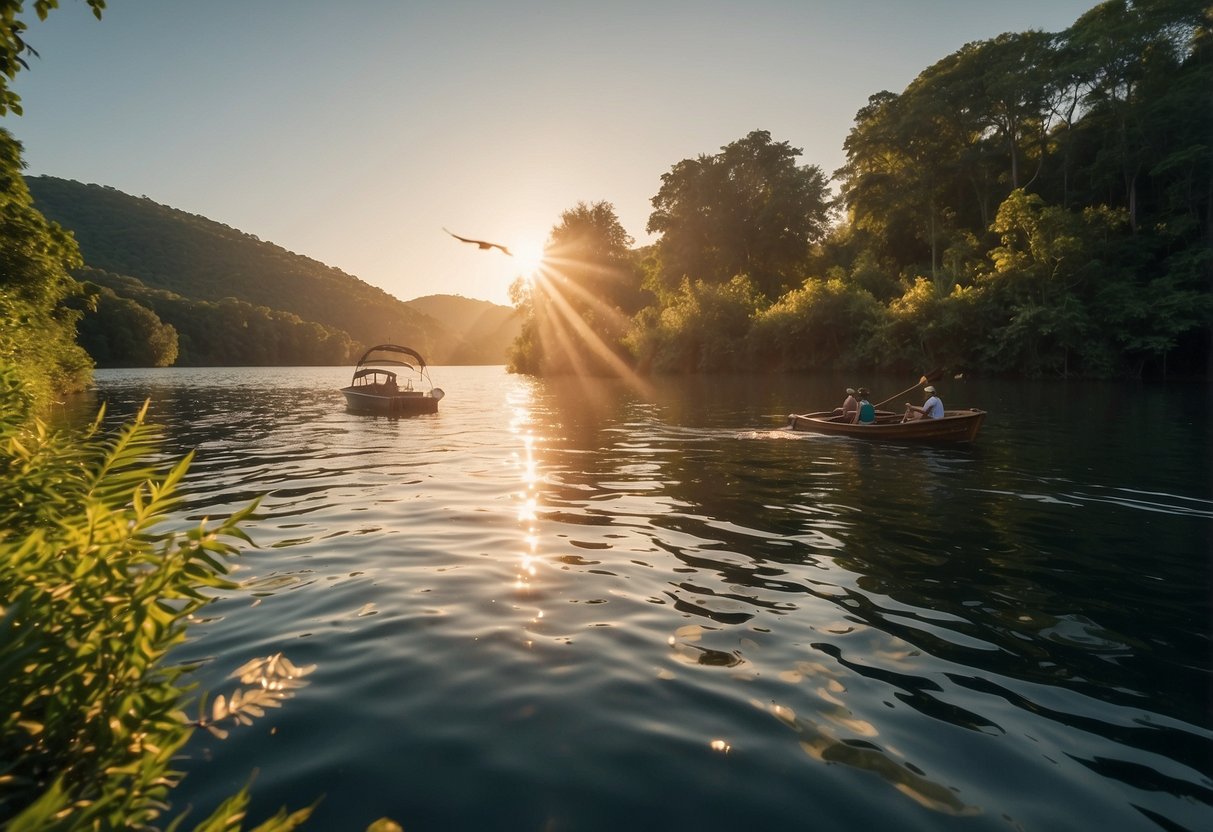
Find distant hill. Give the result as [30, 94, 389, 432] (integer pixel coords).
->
[404, 295, 521, 365]
[26, 176, 519, 365]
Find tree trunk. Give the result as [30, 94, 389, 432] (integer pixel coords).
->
[1127, 170, 1138, 234]
[1008, 127, 1020, 190]
[928, 192, 938, 286]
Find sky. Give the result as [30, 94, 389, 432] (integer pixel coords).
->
[10, 0, 1101, 307]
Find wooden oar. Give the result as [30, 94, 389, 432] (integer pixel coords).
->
[873, 368, 944, 409]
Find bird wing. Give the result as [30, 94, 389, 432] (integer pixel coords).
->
[443, 227, 477, 244]
[444, 228, 513, 256]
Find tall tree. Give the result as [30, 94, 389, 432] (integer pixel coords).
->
[0, 130, 92, 405]
[0, 1, 107, 407]
[647, 130, 831, 298]
[1064, 0, 1209, 231]
[546, 200, 646, 316]
[838, 89, 967, 286]
[917, 32, 1056, 193]
[511, 201, 643, 376]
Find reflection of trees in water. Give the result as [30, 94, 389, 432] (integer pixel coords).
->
[531, 383, 992, 816]
[530, 376, 1210, 775]
[827, 451, 1148, 698]
[527, 372, 1208, 685]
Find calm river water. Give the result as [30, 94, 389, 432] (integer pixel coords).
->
[74, 365, 1211, 832]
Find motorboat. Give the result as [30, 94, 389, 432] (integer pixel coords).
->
[340, 344, 444, 415]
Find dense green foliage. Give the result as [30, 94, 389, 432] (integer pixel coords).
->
[70, 280, 180, 368]
[25, 177, 521, 366]
[514, 1, 1211, 379]
[76, 268, 355, 367]
[822, 0, 1211, 377]
[625, 276, 764, 374]
[0, 368, 314, 830]
[0, 130, 92, 408]
[648, 130, 832, 299]
[0, 4, 106, 402]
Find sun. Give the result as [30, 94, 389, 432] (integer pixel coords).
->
[511, 238, 547, 279]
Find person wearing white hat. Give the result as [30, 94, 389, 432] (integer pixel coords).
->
[904, 385, 944, 421]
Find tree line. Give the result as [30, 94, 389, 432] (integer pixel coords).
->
[71, 267, 356, 367]
[510, 0, 1211, 380]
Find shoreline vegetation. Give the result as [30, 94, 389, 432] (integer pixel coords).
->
[0, 1, 1208, 829]
[507, 4, 1210, 381]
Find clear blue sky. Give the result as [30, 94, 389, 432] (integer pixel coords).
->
[11, 0, 1099, 306]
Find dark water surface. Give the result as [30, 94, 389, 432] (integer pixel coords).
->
[76, 366, 1211, 831]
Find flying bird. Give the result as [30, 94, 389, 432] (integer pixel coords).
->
[443, 227, 512, 256]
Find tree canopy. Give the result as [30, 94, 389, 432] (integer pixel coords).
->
[508, 200, 647, 376]
[514, 1, 1210, 380]
[647, 130, 832, 299]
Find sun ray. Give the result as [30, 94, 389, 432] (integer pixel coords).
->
[528, 260, 654, 398]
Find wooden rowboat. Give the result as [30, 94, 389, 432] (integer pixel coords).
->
[786, 409, 986, 442]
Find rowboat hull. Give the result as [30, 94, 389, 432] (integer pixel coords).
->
[786, 409, 986, 442]
[341, 388, 439, 415]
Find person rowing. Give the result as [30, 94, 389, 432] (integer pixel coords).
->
[904, 385, 943, 421]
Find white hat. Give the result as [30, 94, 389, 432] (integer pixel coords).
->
[924, 385, 936, 393]
[846, 387, 856, 394]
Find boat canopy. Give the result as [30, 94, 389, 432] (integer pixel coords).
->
[354, 344, 426, 369]
[351, 368, 397, 382]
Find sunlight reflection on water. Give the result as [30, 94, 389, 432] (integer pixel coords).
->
[75, 366, 1213, 832]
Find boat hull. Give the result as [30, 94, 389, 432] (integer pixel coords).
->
[341, 388, 439, 415]
[787, 409, 985, 442]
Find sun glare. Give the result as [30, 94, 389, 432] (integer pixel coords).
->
[512, 238, 547, 279]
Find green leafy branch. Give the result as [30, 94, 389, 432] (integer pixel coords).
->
[194, 654, 316, 741]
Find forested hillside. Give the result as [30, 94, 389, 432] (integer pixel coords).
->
[25, 176, 518, 366]
[72, 268, 357, 367]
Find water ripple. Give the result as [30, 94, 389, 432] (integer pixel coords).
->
[75, 367, 1212, 832]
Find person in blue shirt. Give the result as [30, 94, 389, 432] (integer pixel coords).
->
[904, 385, 944, 421]
[853, 388, 877, 424]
